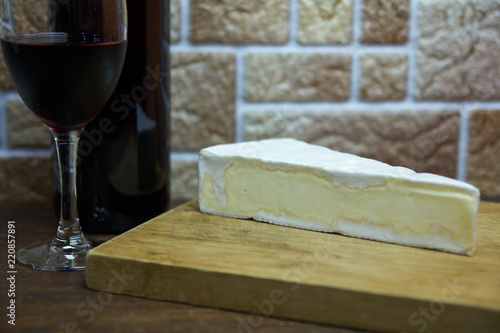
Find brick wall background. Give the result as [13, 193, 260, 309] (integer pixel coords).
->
[1, 0, 500, 207]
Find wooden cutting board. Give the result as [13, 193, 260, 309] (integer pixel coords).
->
[86, 200, 500, 333]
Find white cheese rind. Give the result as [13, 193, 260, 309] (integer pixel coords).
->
[198, 138, 480, 255]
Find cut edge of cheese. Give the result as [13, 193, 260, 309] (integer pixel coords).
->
[198, 138, 480, 255]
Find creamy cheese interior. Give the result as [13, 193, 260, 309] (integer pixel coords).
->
[198, 139, 479, 255]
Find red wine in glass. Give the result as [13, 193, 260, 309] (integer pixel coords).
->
[1, 33, 127, 131]
[0, 0, 128, 271]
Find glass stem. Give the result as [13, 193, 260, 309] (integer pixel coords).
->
[51, 129, 90, 250]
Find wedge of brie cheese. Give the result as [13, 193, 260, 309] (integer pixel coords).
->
[198, 139, 480, 255]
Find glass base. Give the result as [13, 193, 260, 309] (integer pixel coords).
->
[17, 240, 92, 271]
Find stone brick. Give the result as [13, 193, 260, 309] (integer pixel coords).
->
[417, 0, 500, 100]
[190, 0, 289, 44]
[299, 0, 352, 44]
[0, 49, 14, 90]
[245, 53, 351, 102]
[0, 156, 52, 205]
[360, 53, 408, 101]
[171, 158, 198, 201]
[362, 0, 409, 44]
[11, 0, 49, 33]
[245, 108, 459, 177]
[171, 52, 236, 151]
[170, 0, 181, 43]
[5, 98, 52, 148]
[467, 109, 500, 198]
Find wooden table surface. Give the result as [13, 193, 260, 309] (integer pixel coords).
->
[0, 203, 368, 333]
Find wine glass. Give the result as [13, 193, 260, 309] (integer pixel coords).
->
[0, 0, 127, 270]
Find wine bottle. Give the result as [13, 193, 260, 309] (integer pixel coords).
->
[52, 0, 170, 233]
